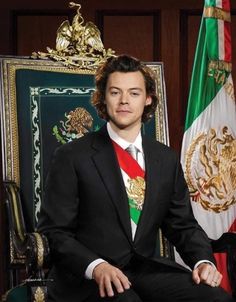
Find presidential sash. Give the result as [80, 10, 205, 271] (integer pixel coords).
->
[112, 141, 146, 237]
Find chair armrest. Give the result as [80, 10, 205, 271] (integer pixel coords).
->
[3, 181, 51, 301]
[25, 233, 51, 302]
[26, 232, 50, 278]
[4, 181, 51, 274]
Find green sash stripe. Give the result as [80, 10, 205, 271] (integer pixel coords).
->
[129, 198, 141, 224]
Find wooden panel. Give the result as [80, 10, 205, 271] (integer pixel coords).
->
[103, 15, 153, 61]
[187, 15, 201, 90]
[161, 9, 181, 151]
[180, 10, 201, 130]
[98, 11, 160, 62]
[12, 11, 72, 56]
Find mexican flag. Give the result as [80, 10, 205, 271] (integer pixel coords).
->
[181, 0, 236, 293]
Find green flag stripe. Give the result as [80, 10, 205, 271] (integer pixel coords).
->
[206, 18, 219, 59]
[205, 0, 216, 6]
[184, 3, 223, 130]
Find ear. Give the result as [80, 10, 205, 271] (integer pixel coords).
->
[145, 96, 152, 106]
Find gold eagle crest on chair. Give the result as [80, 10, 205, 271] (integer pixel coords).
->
[32, 2, 115, 69]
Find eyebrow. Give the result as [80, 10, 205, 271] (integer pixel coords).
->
[108, 86, 143, 91]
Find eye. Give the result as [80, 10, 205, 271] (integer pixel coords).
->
[110, 90, 119, 96]
[130, 91, 140, 97]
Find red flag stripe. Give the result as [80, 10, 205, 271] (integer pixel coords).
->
[229, 218, 236, 232]
[224, 19, 231, 62]
[214, 253, 232, 294]
[222, 0, 231, 62]
[221, 0, 230, 11]
[216, 0, 231, 62]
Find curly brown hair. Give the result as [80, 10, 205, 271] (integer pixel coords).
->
[91, 55, 158, 123]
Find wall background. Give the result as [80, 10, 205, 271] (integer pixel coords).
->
[0, 0, 236, 296]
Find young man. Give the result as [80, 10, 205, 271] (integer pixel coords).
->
[38, 55, 233, 301]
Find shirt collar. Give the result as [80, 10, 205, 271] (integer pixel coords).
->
[107, 122, 143, 153]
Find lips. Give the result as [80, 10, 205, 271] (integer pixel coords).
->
[116, 109, 131, 113]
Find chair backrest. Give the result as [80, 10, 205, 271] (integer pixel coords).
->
[0, 57, 169, 221]
[0, 58, 100, 230]
[0, 56, 172, 294]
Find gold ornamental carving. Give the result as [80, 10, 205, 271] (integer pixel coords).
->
[185, 126, 236, 213]
[33, 232, 44, 268]
[32, 2, 115, 69]
[33, 287, 45, 302]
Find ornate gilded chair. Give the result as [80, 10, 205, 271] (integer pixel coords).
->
[0, 4, 172, 301]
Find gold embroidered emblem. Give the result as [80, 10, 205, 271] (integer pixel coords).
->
[66, 107, 93, 135]
[185, 126, 236, 213]
[53, 107, 93, 144]
[127, 176, 145, 210]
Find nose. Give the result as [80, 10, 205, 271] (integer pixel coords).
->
[120, 92, 128, 104]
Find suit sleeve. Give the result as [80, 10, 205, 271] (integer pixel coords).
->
[37, 144, 100, 281]
[161, 155, 216, 269]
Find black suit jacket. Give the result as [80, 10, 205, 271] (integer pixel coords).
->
[38, 125, 215, 301]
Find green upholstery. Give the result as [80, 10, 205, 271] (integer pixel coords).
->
[5, 285, 27, 302]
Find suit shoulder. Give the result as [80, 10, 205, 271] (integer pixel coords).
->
[52, 131, 97, 157]
[145, 136, 179, 157]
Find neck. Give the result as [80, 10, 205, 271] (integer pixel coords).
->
[109, 122, 141, 143]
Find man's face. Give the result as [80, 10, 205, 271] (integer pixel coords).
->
[105, 71, 151, 131]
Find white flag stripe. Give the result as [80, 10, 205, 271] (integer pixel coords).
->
[191, 199, 236, 239]
[218, 19, 225, 61]
[216, 0, 223, 8]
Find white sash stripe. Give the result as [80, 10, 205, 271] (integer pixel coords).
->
[120, 168, 138, 240]
[131, 219, 137, 240]
[121, 169, 131, 188]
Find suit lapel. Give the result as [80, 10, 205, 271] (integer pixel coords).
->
[91, 126, 133, 244]
[134, 137, 163, 242]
